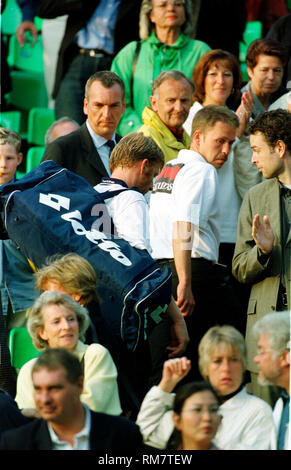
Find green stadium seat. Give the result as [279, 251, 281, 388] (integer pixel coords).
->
[0, 0, 22, 36]
[8, 33, 44, 73]
[1, 0, 42, 36]
[0, 110, 22, 132]
[239, 21, 263, 64]
[6, 34, 48, 110]
[26, 146, 46, 172]
[16, 170, 26, 179]
[239, 21, 263, 83]
[8, 327, 40, 369]
[27, 107, 55, 146]
[7, 70, 48, 110]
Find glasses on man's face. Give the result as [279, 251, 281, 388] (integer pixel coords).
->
[154, 1, 185, 9]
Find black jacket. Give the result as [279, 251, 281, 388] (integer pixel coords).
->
[36, 0, 142, 98]
[41, 123, 121, 186]
[0, 409, 143, 450]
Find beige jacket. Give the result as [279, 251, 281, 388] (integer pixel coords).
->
[232, 178, 291, 372]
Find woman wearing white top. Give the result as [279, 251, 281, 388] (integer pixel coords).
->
[15, 291, 122, 417]
[136, 325, 276, 450]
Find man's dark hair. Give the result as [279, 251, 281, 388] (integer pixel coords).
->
[85, 70, 125, 100]
[32, 348, 83, 384]
[248, 109, 291, 153]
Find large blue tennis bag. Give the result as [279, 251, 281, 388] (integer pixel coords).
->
[0, 161, 172, 351]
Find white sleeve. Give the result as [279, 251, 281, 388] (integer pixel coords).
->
[111, 191, 151, 252]
[136, 386, 175, 449]
[15, 359, 37, 409]
[81, 344, 122, 416]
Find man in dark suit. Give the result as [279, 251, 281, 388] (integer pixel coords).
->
[41, 71, 125, 186]
[36, 0, 142, 124]
[0, 348, 144, 450]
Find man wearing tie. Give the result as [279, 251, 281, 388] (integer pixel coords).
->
[41, 71, 125, 186]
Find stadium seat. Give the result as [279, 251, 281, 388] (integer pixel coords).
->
[0, 110, 22, 132]
[8, 327, 40, 369]
[0, 0, 22, 36]
[239, 21, 263, 63]
[16, 170, 26, 179]
[27, 107, 55, 146]
[239, 21, 263, 82]
[8, 33, 44, 73]
[26, 146, 46, 172]
[6, 34, 48, 110]
[8, 70, 48, 110]
[1, 0, 42, 36]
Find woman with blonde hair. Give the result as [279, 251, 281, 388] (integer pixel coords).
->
[15, 291, 122, 417]
[137, 325, 276, 449]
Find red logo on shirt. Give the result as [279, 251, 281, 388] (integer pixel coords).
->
[153, 163, 185, 194]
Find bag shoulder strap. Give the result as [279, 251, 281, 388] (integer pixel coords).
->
[130, 41, 142, 109]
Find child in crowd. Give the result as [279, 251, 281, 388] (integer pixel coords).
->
[0, 127, 38, 333]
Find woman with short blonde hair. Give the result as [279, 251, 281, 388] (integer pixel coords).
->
[27, 291, 90, 350]
[136, 325, 276, 450]
[15, 291, 122, 417]
[198, 325, 247, 380]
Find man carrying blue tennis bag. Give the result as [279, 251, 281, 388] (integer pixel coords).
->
[0, 160, 173, 353]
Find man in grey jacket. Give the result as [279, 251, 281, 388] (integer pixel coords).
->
[252, 310, 290, 450]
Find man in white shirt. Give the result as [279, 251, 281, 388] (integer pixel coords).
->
[94, 132, 189, 393]
[0, 348, 143, 450]
[41, 71, 126, 186]
[149, 105, 242, 379]
[252, 310, 290, 450]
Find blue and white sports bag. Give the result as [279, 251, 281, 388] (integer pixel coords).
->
[0, 161, 172, 351]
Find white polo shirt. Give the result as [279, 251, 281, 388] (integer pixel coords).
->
[183, 101, 241, 243]
[149, 149, 220, 261]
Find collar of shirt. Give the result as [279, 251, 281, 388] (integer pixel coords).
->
[98, 177, 142, 196]
[101, 177, 129, 188]
[48, 405, 91, 450]
[86, 120, 116, 175]
[177, 148, 209, 166]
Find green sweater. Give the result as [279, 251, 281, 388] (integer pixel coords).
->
[111, 32, 210, 136]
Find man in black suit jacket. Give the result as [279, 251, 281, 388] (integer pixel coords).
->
[41, 71, 125, 186]
[36, 0, 142, 124]
[0, 348, 144, 450]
